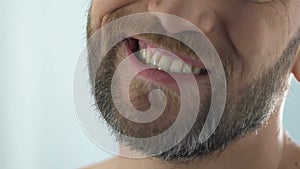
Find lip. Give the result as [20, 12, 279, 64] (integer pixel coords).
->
[123, 38, 209, 89]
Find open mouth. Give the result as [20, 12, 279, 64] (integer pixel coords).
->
[125, 37, 208, 75]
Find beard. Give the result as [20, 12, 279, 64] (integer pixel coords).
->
[87, 9, 300, 162]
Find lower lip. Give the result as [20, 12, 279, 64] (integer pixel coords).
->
[125, 45, 209, 89]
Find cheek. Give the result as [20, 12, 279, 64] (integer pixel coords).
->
[224, 5, 288, 77]
[91, 0, 138, 29]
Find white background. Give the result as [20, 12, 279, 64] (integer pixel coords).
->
[0, 0, 299, 168]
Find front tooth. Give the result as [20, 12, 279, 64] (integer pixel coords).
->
[158, 55, 172, 71]
[183, 64, 192, 73]
[192, 67, 201, 74]
[146, 50, 152, 64]
[170, 59, 184, 73]
[151, 52, 161, 66]
[139, 50, 146, 61]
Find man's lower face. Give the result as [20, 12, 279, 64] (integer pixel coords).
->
[88, 17, 297, 161]
[91, 34, 292, 161]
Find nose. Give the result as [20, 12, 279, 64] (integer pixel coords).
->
[148, 0, 217, 34]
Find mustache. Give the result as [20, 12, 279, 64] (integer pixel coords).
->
[132, 32, 207, 60]
[87, 7, 210, 55]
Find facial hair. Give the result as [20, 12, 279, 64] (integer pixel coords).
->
[87, 8, 300, 162]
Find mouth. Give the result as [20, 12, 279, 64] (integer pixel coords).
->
[124, 37, 208, 76]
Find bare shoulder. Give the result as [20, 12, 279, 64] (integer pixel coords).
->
[279, 134, 300, 169]
[83, 157, 146, 169]
[84, 157, 122, 169]
[286, 137, 300, 168]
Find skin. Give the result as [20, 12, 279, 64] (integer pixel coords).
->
[85, 0, 300, 168]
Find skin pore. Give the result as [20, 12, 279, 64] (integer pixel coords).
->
[86, 0, 300, 169]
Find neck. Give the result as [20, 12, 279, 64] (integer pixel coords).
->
[120, 103, 287, 169]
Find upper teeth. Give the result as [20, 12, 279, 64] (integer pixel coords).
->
[136, 49, 206, 74]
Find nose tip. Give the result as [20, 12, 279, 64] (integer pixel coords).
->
[148, 0, 216, 34]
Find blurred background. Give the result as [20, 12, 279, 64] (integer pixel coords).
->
[0, 0, 299, 169]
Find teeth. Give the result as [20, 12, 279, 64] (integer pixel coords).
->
[146, 50, 152, 64]
[192, 67, 201, 74]
[157, 55, 172, 71]
[151, 52, 161, 65]
[138, 49, 206, 75]
[170, 60, 184, 73]
[138, 50, 146, 61]
[183, 64, 192, 73]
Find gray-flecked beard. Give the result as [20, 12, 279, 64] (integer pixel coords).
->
[87, 11, 300, 162]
